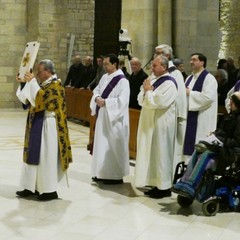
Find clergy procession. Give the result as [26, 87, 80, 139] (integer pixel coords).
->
[14, 41, 240, 207]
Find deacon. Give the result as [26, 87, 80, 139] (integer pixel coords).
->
[16, 59, 72, 201]
[90, 53, 130, 184]
[135, 55, 178, 198]
[183, 53, 218, 161]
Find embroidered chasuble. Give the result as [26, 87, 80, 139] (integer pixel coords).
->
[23, 79, 72, 171]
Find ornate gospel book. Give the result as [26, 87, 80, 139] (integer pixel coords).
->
[18, 41, 40, 79]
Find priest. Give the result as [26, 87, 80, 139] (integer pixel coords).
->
[16, 59, 72, 201]
[183, 53, 218, 161]
[135, 55, 178, 198]
[90, 54, 130, 184]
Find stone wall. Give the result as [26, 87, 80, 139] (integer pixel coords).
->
[219, 0, 240, 62]
[121, 0, 221, 74]
[0, 0, 94, 108]
[0, 0, 237, 108]
[0, 0, 27, 108]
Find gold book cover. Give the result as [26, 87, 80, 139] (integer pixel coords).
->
[18, 41, 40, 79]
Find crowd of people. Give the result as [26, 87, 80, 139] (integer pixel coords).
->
[15, 46, 240, 202]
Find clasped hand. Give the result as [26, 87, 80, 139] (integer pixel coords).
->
[96, 97, 105, 107]
[143, 78, 153, 92]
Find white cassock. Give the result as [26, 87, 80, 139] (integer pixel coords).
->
[183, 70, 218, 161]
[90, 69, 130, 179]
[169, 61, 187, 174]
[135, 73, 178, 189]
[16, 78, 64, 194]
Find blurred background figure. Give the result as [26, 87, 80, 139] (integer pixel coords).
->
[87, 55, 105, 90]
[64, 54, 84, 87]
[172, 58, 188, 80]
[217, 58, 228, 70]
[128, 57, 148, 109]
[215, 68, 229, 106]
[226, 56, 237, 90]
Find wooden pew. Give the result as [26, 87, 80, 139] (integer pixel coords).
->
[128, 108, 140, 159]
[65, 87, 93, 122]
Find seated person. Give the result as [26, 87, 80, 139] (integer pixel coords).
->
[172, 91, 240, 198]
[225, 79, 240, 113]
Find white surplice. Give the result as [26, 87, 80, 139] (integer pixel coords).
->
[169, 61, 187, 174]
[135, 73, 178, 189]
[16, 78, 64, 194]
[183, 70, 218, 161]
[90, 69, 130, 179]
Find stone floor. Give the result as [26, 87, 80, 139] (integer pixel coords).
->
[0, 109, 240, 240]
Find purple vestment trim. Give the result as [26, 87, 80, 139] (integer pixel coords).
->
[152, 75, 178, 90]
[183, 69, 209, 155]
[168, 66, 177, 73]
[95, 74, 125, 116]
[27, 111, 44, 165]
[234, 80, 240, 91]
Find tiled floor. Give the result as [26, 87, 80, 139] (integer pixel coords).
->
[0, 109, 240, 240]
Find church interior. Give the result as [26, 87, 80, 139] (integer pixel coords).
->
[1, 0, 240, 239]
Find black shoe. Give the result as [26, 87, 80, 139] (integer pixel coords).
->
[144, 187, 158, 196]
[102, 179, 123, 185]
[92, 177, 104, 182]
[148, 188, 172, 199]
[37, 192, 58, 201]
[16, 189, 36, 197]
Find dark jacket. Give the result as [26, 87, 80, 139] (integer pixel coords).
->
[215, 110, 240, 149]
[64, 63, 84, 87]
[128, 69, 148, 109]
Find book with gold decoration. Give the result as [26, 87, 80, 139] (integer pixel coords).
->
[18, 41, 40, 79]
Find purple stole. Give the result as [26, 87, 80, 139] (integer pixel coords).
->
[152, 75, 178, 90]
[234, 80, 240, 91]
[95, 74, 125, 117]
[183, 69, 209, 155]
[27, 110, 45, 165]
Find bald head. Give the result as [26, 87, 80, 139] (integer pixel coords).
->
[84, 56, 93, 67]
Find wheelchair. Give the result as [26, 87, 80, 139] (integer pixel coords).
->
[173, 146, 240, 216]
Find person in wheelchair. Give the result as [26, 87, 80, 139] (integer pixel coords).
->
[172, 91, 240, 199]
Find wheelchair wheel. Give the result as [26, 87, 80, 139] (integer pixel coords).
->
[202, 198, 219, 216]
[177, 195, 194, 208]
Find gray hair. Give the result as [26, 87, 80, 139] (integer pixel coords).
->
[155, 55, 169, 69]
[39, 59, 56, 74]
[172, 58, 184, 67]
[130, 57, 142, 66]
[155, 44, 173, 59]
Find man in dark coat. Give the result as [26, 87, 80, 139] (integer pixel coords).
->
[128, 57, 148, 109]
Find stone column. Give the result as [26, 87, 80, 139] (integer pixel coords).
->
[121, 0, 158, 73]
[219, 0, 240, 61]
[157, 0, 172, 45]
